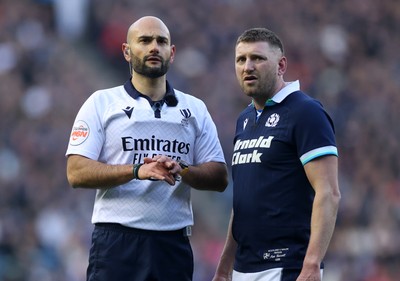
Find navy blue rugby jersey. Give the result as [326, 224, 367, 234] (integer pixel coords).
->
[231, 88, 337, 273]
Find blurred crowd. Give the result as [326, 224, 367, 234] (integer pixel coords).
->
[0, 0, 399, 280]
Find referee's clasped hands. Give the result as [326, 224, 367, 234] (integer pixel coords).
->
[135, 156, 183, 185]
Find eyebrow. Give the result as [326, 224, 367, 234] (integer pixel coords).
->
[138, 35, 169, 42]
[236, 53, 267, 60]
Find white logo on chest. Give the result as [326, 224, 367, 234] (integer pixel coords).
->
[266, 113, 280, 127]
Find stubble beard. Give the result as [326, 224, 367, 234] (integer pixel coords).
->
[131, 54, 170, 78]
[243, 75, 277, 102]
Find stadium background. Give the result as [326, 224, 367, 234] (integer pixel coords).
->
[0, 0, 399, 280]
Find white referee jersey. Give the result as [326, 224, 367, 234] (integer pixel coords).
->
[66, 82, 225, 230]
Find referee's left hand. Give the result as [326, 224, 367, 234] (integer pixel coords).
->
[144, 156, 181, 183]
[153, 155, 181, 174]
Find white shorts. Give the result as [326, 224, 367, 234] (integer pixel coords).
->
[232, 267, 323, 281]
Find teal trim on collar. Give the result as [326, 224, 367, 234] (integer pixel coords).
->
[250, 80, 300, 109]
[250, 99, 276, 108]
[265, 99, 276, 106]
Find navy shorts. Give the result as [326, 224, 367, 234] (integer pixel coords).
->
[87, 223, 194, 281]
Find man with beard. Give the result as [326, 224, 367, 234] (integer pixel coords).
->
[66, 16, 228, 281]
[212, 28, 340, 281]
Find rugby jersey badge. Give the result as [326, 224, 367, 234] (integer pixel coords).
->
[70, 120, 90, 146]
[243, 118, 248, 130]
[122, 106, 134, 119]
[180, 108, 191, 127]
[266, 113, 280, 127]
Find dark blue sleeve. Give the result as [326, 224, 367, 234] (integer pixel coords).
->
[292, 99, 337, 162]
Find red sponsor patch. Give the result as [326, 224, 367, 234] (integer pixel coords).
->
[70, 120, 90, 146]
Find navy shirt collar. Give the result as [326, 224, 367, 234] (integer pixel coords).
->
[123, 78, 178, 106]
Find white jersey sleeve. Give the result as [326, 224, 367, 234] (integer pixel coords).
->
[67, 91, 105, 160]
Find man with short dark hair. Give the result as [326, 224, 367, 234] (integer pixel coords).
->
[213, 27, 340, 281]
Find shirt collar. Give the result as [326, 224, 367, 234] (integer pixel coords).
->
[262, 80, 300, 107]
[123, 78, 178, 106]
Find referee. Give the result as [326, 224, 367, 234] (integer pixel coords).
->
[66, 16, 228, 281]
